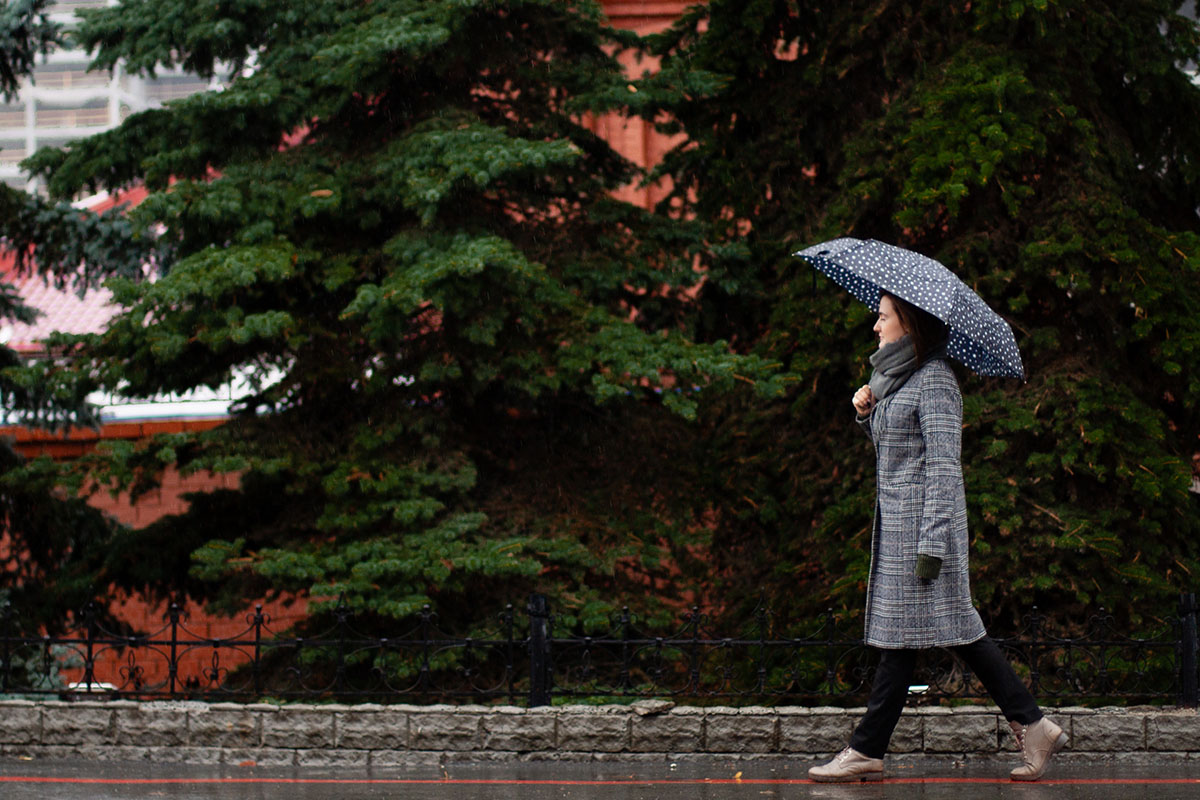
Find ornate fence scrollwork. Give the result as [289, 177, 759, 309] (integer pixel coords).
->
[0, 592, 1195, 707]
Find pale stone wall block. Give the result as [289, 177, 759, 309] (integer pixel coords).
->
[481, 713, 556, 751]
[704, 713, 776, 753]
[779, 714, 853, 754]
[144, 746, 222, 764]
[220, 747, 298, 767]
[924, 713, 999, 753]
[1147, 714, 1200, 752]
[629, 712, 702, 753]
[0, 707, 39, 744]
[369, 749, 449, 768]
[888, 715, 923, 754]
[116, 707, 188, 746]
[41, 707, 114, 746]
[556, 713, 628, 753]
[188, 708, 260, 748]
[1071, 714, 1145, 752]
[409, 712, 482, 751]
[296, 748, 371, 767]
[336, 710, 407, 750]
[261, 708, 334, 749]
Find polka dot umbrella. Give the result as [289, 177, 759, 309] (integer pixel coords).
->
[794, 237, 1025, 379]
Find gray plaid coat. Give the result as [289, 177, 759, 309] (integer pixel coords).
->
[857, 358, 987, 649]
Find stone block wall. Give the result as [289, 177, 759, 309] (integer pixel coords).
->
[0, 699, 1196, 766]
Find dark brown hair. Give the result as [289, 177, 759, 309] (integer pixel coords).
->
[882, 292, 949, 363]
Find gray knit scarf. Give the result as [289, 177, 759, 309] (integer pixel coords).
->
[868, 335, 948, 403]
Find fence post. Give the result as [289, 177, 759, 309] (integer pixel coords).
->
[822, 608, 837, 699]
[82, 602, 98, 691]
[167, 603, 181, 697]
[333, 596, 349, 697]
[527, 593, 552, 707]
[1028, 606, 1043, 696]
[1179, 592, 1198, 708]
[502, 603, 516, 702]
[0, 603, 11, 693]
[252, 604, 265, 698]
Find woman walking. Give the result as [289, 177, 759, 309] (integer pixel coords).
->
[807, 291, 1067, 783]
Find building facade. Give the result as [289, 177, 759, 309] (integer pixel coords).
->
[0, 0, 224, 192]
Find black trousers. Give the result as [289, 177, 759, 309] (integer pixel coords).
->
[849, 636, 1042, 759]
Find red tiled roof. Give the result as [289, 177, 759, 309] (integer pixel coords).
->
[0, 187, 147, 354]
[1, 259, 118, 353]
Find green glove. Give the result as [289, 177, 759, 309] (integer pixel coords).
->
[915, 554, 943, 582]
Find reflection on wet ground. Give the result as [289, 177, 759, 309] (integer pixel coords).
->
[1, 757, 1197, 800]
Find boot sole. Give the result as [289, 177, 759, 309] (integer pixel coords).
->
[809, 772, 884, 783]
[1011, 731, 1069, 782]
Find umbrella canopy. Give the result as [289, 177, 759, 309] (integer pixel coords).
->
[794, 237, 1024, 379]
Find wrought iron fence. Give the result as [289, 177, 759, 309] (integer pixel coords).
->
[1, 592, 1196, 707]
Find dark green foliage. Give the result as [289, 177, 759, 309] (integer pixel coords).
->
[638, 0, 1200, 632]
[13, 0, 770, 632]
[0, 442, 125, 629]
[0, 0, 57, 101]
[0, 184, 159, 290]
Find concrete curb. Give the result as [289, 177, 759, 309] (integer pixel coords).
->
[0, 700, 1196, 766]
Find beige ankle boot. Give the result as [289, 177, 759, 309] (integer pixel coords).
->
[808, 746, 884, 783]
[1009, 717, 1068, 781]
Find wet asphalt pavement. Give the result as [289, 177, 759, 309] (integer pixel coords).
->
[2, 757, 1198, 799]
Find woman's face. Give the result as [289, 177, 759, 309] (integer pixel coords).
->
[874, 295, 907, 347]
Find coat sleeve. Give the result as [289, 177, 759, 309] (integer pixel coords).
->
[856, 410, 872, 439]
[916, 365, 963, 560]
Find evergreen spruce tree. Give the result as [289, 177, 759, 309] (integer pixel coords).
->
[15, 0, 769, 631]
[637, 0, 1200, 630]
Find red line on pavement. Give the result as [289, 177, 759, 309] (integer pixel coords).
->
[2, 776, 1199, 786]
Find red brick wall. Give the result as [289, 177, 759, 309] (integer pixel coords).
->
[2, 418, 309, 691]
[6, 419, 237, 526]
[590, 1, 693, 209]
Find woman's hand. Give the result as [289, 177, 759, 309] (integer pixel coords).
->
[852, 384, 875, 416]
